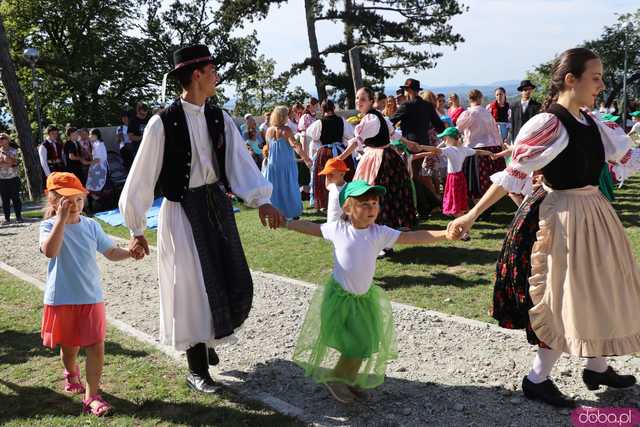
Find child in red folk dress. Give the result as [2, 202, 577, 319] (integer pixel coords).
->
[39, 172, 138, 416]
[422, 128, 492, 238]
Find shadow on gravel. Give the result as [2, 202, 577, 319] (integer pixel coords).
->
[224, 359, 640, 426]
[0, 330, 148, 365]
[375, 272, 488, 290]
[388, 245, 500, 266]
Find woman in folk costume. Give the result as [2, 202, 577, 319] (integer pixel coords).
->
[457, 89, 507, 204]
[119, 45, 283, 394]
[338, 87, 421, 232]
[487, 87, 511, 143]
[305, 99, 356, 211]
[449, 48, 640, 408]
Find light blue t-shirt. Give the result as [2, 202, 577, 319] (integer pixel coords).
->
[39, 216, 115, 305]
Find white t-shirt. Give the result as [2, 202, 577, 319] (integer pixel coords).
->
[326, 183, 345, 223]
[441, 146, 477, 174]
[630, 122, 640, 135]
[320, 220, 401, 295]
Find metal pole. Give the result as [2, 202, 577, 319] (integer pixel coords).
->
[621, 24, 630, 131]
[30, 64, 43, 145]
[348, 47, 363, 95]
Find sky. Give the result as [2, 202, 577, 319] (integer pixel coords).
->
[239, 0, 637, 91]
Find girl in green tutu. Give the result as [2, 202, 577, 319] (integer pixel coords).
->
[283, 179, 451, 403]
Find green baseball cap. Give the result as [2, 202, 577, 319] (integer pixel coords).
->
[630, 111, 640, 118]
[339, 180, 386, 207]
[437, 127, 460, 138]
[602, 114, 620, 122]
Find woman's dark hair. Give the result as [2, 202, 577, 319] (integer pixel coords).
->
[176, 63, 210, 89]
[468, 89, 483, 103]
[90, 128, 102, 140]
[321, 99, 335, 114]
[542, 48, 599, 112]
[374, 91, 387, 102]
[495, 87, 506, 94]
[359, 86, 375, 102]
[65, 127, 77, 138]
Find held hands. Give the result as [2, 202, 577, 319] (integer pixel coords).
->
[446, 213, 475, 240]
[258, 203, 285, 229]
[128, 235, 149, 260]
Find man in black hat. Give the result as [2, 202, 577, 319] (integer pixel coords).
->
[390, 78, 445, 216]
[510, 79, 541, 142]
[119, 44, 283, 394]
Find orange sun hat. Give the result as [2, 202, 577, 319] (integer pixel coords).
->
[318, 158, 350, 176]
[45, 172, 88, 196]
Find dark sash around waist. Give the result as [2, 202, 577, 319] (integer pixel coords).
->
[180, 182, 253, 339]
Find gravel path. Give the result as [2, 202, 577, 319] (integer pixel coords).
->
[3, 221, 640, 426]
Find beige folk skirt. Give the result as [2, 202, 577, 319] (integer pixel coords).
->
[528, 184, 640, 357]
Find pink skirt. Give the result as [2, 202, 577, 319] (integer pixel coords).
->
[442, 172, 468, 216]
[41, 303, 106, 348]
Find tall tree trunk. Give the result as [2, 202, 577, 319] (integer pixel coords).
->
[605, 72, 640, 106]
[343, 0, 355, 108]
[0, 15, 42, 199]
[304, 0, 326, 100]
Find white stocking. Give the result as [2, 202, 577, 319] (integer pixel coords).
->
[585, 357, 608, 373]
[527, 347, 562, 384]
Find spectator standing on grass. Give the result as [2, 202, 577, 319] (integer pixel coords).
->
[510, 80, 541, 143]
[77, 128, 94, 185]
[63, 127, 84, 181]
[39, 125, 66, 177]
[39, 172, 136, 417]
[85, 129, 109, 212]
[123, 102, 149, 172]
[116, 111, 130, 150]
[447, 93, 465, 125]
[0, 133, 23, 224]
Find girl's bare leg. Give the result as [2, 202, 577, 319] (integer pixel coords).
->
[60, 345, 80, 377]
[84, 341, 104, 399]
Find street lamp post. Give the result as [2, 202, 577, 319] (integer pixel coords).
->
[621, 23, 633, 132]
[22, 47, 43, 145]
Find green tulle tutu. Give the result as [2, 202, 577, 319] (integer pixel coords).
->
[293, 276, 398, 389]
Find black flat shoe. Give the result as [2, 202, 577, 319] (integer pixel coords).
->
[583, 367, 636, 391]
[186, 372, 221, 394]
[522, 376, 576, 408]
[208, 347, 220, 366]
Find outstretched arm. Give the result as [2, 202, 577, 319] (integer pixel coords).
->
[396, 229, 448, 245]
[284, 219, 322, 237]
[103, 246, 133, 261]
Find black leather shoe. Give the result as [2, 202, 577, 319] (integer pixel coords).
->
[208, 347, 220, 366]
[186, 372, 221, 394]
[583, 367, 637, 391]
[522, 376, 576, 408]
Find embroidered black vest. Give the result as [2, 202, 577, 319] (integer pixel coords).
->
[363, 109, 390, 148]
[158, 99, 229, 202]
[543, 104, 604, 190]
[319, 115, 344, 145]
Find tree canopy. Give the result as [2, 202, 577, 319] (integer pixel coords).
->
[527, 10, 640, 107]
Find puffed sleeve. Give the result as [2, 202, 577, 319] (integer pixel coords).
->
[306, 119, 323, 142]
[347, 113, 381, 146]
[586, 112, 639, 185]
[490, 113, 569, 195]
[119, 115, 165, 237]
[223, 111, 273, 208]
[384, 117, 402, 141]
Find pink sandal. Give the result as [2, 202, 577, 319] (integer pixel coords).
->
[63, 365, 85, 394]
[82, 394, 112, 416]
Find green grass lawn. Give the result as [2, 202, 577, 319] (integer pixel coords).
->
[27, 177, 640, 323]
[0, 270, 299, 426]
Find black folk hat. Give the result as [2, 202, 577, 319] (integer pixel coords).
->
[168, 44, 215, 78]
[517, 79, 536, 91]
[400, 78, 422, 92]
